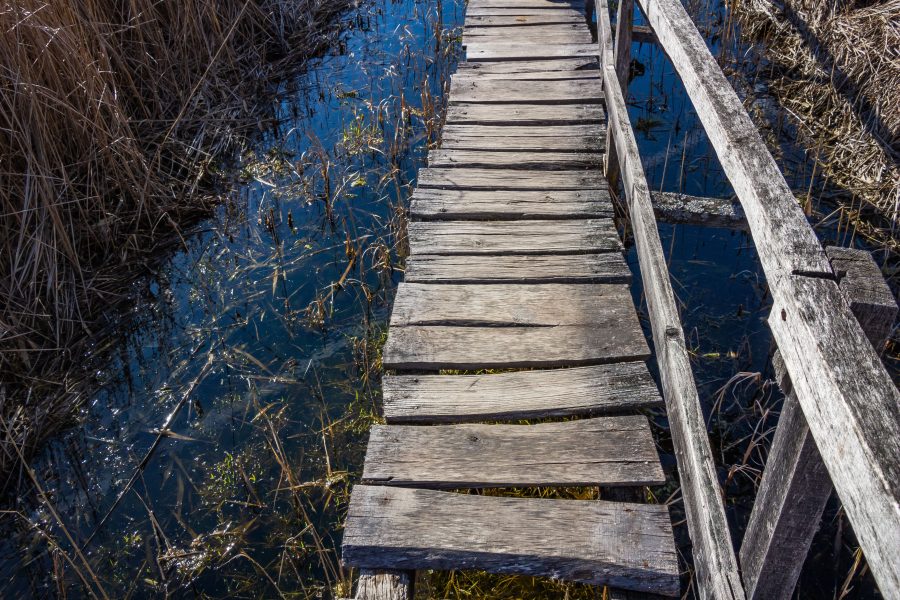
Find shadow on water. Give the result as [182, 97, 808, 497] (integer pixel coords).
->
[0, 0, 890, 597]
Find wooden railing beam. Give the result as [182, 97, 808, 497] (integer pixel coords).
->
[596, 2, 745, 597]
[636, 0, 900, 594]
[741, 248, 896, 600]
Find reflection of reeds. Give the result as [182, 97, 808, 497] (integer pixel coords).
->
[0, 0, 350, 488]
[730, 0, 899, 236]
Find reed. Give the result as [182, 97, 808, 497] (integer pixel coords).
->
[0, 0, 350, 489]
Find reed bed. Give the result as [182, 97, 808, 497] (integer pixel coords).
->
[730, 0, 900, 235]
[0, 0, 351, 490]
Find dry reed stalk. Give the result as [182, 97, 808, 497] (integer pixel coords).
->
[730, 0, 899, 232]
[0, 0, 351, 491]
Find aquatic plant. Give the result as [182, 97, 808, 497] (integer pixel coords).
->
[0, 0, 352, 489]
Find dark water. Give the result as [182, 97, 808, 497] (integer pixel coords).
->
[0, 0, 886, 597]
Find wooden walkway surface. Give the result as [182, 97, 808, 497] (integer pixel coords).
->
[342, 0, 680, 596]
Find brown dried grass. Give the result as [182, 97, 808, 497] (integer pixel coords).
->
[731, 0, 899, 229]
[0, 0, 349, 489]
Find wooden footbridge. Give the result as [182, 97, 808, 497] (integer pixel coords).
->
[340, 0, 900, 598]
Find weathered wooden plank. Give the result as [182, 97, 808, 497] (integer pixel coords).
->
[825, 247, 898, 350]
[463, 29, 595, 46]
[466, 7, 583, 17]
[768, 275, 900, 597]
[407, 219, 621, 255]
[740, 246, 897, 600]
[442, 123, 603, 137]
[464, 22, 588, 35]
[390, 283, 635, 327]
[404, 253, 632, 284]
[410, 188, 612, 220]
[383, 322, 649, 370]
[382, 362, 660, 423]
[446, 102, 604, 125]
[604, 0, 632, 189]
[362, 416, 665, 488]
[417, 167, 604, 189]
[453, 69, 599, 81]
[455, 57, 598, 72]
[450, 78, 601, 104]
[635, 0, 830, 277]
[428, 149, 600, 169]
[342, 486, 680, 596]
[638, 0, 900, 592]
[465, 14, 585, 26]
[650, 191, 747, 231]
[466, 42, 598, 61]
[596, 3, 746, 597]
[354, 570, 411, 600]
[467, 0, 585, 10]
[441, 134, 603, 152]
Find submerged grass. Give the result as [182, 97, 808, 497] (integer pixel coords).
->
[0, 0, 351, 490]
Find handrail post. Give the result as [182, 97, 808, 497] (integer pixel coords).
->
[740, 247, 897, 599]
[604, 0, 633, 191]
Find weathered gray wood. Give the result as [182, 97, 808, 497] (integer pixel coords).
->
[637, 0, 900, 592]
[443, 124, 603, 139]
[342, 486, 680, 596]
[466, 42, 598, 61]
[650, 191, 747, 230]
[407, 219, 621, 255]
[825, 246, 898, 350]
[596, 3, 746, 597]
[429, 149, 600, 170]
[446, 102, 604, 125]
[382, 362, 661, 423]
[455, 57, 598, 72]
[362, 416, 665, 488]
[417, 167, 604, 189]
[465, 14, 586, 26]
[391, 283, 635, 327]
[404, 253, 632, 284]
[467, 0, 585, 9]
[439, 135, 602, 152]
[604, 0, 632, 189]
[410, 188, 612, 220]
[465, 7, 584, 17]
[463, 30, 595, 46]
[453, 69, 599, 82]
[741, 247, 897, 600]
[382, 323, 649, 370]
[739, 353, 833, 600]
[354, 570, 411, 600]
[450, 77, 601, 104]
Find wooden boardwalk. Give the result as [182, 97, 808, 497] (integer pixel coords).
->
[341, 0, 681, 596]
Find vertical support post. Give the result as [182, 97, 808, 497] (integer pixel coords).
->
[739, 247, 897, 600]
[604, 0, 633, 190]
[354, 569, 412, 600]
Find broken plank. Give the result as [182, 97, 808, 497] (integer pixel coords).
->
[417, 167, 604, 190]
[450, 78, 602, 103]
[445, 103, 604, 125]
[361, 416, 665, 488]
[407, 219, 621, 255]
[342, 486, 680, 596]
[404, 253, 631, 284]
[409, 188, 612, 220]
[390, 283, 635, 327]
[382, 323, 649, 370]
[382, 362, 660, 423]
[428, 149, 600, 169]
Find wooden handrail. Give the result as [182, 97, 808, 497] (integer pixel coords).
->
[634, 0, 900, 595]
[595, 2, 745, 598]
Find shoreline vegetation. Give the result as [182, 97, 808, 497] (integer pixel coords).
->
[0, 0, 352, 491]
[729, 0, 899, 255]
